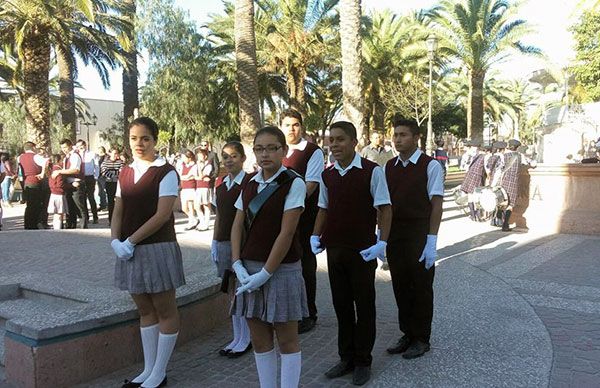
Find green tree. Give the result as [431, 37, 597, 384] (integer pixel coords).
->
[429, 0, 541, 141]
[122, 0, 138, 146]
[571, 9, 600, 101]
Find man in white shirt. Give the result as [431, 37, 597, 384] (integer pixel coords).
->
[76, 139, 99, 224]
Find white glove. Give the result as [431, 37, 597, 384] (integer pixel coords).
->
[111, 239, 122, 257]
[236, 268, 272, 295]
[210, 240, 218, 263]
[111, 238, 135, 260]
[232, 260, 250, 284]
[419, 234, 438, 270]
[360, 240, 387, 262]
[310, 235, 324, 255]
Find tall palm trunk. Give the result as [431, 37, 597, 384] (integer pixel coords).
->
[235, 0, 261, 147]
[288, 67, 306, 116]
[122, 0, 139, 150]
[57, 47, 77, 140]
[22, 27, 51, 151]
[467, 69, 485, 141]
[340, 0, 366, 146]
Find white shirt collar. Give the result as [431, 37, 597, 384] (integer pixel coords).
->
[250, 165, 287, 184]
[130, 157, 167, 168]
[333, 152, 363, 173]
[224, 170, 246, 190]
[286, 138, 308, 155]
[394, 148, 422, 166]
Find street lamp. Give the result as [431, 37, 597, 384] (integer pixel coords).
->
[426, 35, 438, 156]
[78, 113, 98, 147]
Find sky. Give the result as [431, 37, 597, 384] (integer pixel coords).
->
[75, 0, 581, 101]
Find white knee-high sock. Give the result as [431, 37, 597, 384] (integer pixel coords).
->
[142, 332, 178, 388]
[52, 215, 62, 230]
[254, 348, 277, 388]
[225, 316, 241, 350]
[280, 352, 301, 388]
[203, 209, 211, 227]
[232, 316, 250, 351]
[132, 324, 159, 383]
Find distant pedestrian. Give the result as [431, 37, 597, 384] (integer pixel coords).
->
[97, 146, 108, 211]
[195, 149, 213, 231]
[76, 140, 99, 224]
[114, 117, 184, 388]
[176, 150, 198, 230]
[460, 140, 486, 221]
[360, 131, 395, 166]
[100, 147, 124, 224]
[55, 139, 87, 229]
[432, 139, 449, 174]
[47, 154, 68, 230]
[212, 141, 253, 358]
[1, 153, 16, 206]
[17, 142, 48, 229]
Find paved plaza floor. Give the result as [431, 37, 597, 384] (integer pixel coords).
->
[1, 192, 599, 387]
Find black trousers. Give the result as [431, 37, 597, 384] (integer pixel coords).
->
[23, 185, 43, 229]
[299, 214, 318, 318]
[105, 181, 117, 223]
[65, 182, 88, 228]
[97, 176, 107, 208]
[83, 176, 98, 219]
[327, 246, 377, 367]
[38, 178, 50, 226]
[387, 222, 435, 344]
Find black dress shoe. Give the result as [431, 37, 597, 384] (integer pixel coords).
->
[387, 335, 411, 354]
[402, 340, 430, 359]
[218, 348, 232, 356]
[324, 360, 354, 379]
[352, 366, 371, 386]
[226, 342, 252, 358]
[121, 379, 142, 388]
[298, 316, 317, 334]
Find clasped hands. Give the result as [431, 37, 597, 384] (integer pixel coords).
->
[111, 238, 136, 260]
[232, 260, 272, 295]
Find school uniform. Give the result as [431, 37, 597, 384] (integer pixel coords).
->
[48, 165, 68, 215]
[230, 165, 308, 323]
[62, 151, 88, 229]
[282, 139, 324, 321]
[114, 157, 185, 294]
[319, 152, 391, 367]
[195, 161, 213, 205]
[385, 148, 444, 346]
[17, 151, 45, 229]
[177, 161, 197, 203]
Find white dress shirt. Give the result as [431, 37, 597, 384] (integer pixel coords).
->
[286, 139, 324, 183]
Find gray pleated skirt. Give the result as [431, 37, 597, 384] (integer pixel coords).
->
[230, 259, 308, 323]
[114, 241, 186, 294]
[214, 240, 232, 278]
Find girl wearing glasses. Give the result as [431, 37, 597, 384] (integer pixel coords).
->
[230, 126, 308, 387]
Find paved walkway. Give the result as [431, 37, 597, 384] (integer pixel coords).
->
[1, 193, 599, 387]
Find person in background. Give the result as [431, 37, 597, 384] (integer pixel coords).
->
[100, 147, 124, 224]
[97, 146, 108, 211]
[360, 131, 395, 167]
[37, 146, 51, 229]
[17, 142, 47, 229]
[432, 139, 449, 175]
[177, 150, 199, 230]
[1, 153, 16, 207]
[0, 159, 4, 230]
[195, 148, 213, 231]
[55, 139, 87, 229]
[47, 154, 68, 230]
[459, 140, 486, 221]
[76, 140, 99, 224]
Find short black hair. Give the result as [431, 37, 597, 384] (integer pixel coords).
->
[254, 126, 287, 147]
[60, 139, 73, 147]
[223, 141, 246, 157]
[23, 141, 36, 151]
[76, 139, 86, 146]
[329, 121, 357, 140]
[183, 149, 196, 161]
[393, 118, 420, 136]
[435, 139, 444, 147]
[281, 109, 303, 126]
[129, 117, 159, 141]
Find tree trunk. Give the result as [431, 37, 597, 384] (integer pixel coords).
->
[122, 0, 139, 151]
[22, 27, 51, 152]
[57, 47, 77, 140]
[372, 88, 385, 132]
[340, 0, 366, 147]
[235, 0, 261, 149]
[288, 67, 306, 116]
[467, 69, 484, 142]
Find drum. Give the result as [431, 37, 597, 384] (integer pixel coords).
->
[453, 185, 469, 206]
[478, 186, 508, 212]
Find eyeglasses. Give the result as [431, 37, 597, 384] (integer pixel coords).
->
[253, 145, 282, 154]
[200, 143, 208, 147]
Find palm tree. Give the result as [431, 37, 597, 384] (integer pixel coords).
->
[122, 0, 138, 146]
[339, 0, 366, 145]
[234, 0, 261, 146]
[429, 0, 541, 141]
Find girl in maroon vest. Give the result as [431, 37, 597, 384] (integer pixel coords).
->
[230, 127, 307, 388]
[211, 141, 252, 357]
[47, 154, 68, 229]
[112, 117, 184, 388]
[177, 149, 198, 230]
[195, 148, 213, 231]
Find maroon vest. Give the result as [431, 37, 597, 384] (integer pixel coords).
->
[119, 163, 178, 245]
[48, 165, 65, 195]
[196, 162, 211, 189]
[385, 154, 433, 238]
[214, 172, 253, 242]
[64, 152, 85, 180]
[283, 141, 321, 226]
[180, 163, 197, 189]
[321, 158, 378, 251]
[240, 174, 302, 263]
[19, 152, 42, 186]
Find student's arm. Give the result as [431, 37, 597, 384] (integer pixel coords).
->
[111, 197, 124, 240]
[230, 209, 245, 262]
[429, 196, 443, 235]
[305, 149, 324, 197]
[263, 207, 303, 273]
[376, 204, 392, 242]
[306, 182, 318, 197]
[127, 196, 177, 244]
[312, 208, 328, 236]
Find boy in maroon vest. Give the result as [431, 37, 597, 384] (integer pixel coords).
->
[17, 141, 47, 229]
[53, 139, 88, 229]
[281, 108, 324, 333]
[312, 121, 392, 386]
[384, 119, 444, 359]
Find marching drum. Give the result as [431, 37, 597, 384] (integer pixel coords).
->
[478, 186, 508, 212]
[453, 185, 469, 207]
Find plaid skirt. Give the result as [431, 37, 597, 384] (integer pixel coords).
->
[114, 241, 186, 294]
[214, 240, 232, 278]
[230, 259, 308, 323]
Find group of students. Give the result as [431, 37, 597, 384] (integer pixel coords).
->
[111, 111, 444, 388]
